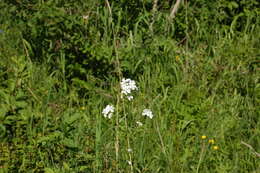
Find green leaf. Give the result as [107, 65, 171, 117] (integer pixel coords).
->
[4, 116, 20, 125]
[0, 90, 9, 103]
[44, 168, 55, 173]
[0, 124, 6, 138]
[61, 138, 78, 148]
[37, 131, 62, 144]
[79, 166, 89, 171]
[64, 112, 82, 125]
[0, 106, 8, 120]
[63, 162, 70, 170]
[228, 1, 239, 10]
[15, 101, 27, 108]
[7, 79, 16, 92]
[16, 90, 26, 100]
[71, 78, 94, 90]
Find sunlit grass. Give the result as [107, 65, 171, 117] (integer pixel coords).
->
[0, 1, 259, 172]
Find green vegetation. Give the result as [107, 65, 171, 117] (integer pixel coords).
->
[0, 0, 259, 172]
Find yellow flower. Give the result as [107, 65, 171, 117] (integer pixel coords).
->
[201, 135, 207, 140]
[81, 106, 86, 110]
[213, 146, 219, 150]
[175, 56, 180, 61]
[209, 139, 215, 144]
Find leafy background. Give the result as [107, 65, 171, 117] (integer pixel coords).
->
[0, 0, 259, 172]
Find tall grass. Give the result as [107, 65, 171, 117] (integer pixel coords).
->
[0, 1, 259, 173]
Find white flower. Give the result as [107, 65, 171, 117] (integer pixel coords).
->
[136, 121, 143, 126]
[127, 148, 133, 153]
[120, 78, 138, 100]
[82, 15, 89, 20]
[126, 95, 133, 101]
[142, 109, 154, 119]
[102, 105, 115, 119]
[126, 160, 132, 165]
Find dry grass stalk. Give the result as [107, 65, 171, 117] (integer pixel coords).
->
[241, 141, 260, 158]
[170, 0, 182, 19]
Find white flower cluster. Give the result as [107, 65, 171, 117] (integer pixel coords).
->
[142, 109, 154, 119]
[102, 78, 155, 121]
[120, 78, 138, 101]
[102, 105, 115, 119]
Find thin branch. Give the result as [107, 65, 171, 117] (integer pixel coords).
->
[27, 87, 41, 103]
[170, 0, 182, 19]
[152, 0, 158, 14]
[155, 121, 167, 157]
[150, 0, 158, 33]
[241, 141, 260, 158]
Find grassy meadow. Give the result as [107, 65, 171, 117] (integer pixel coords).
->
[0, 1, 259, 172]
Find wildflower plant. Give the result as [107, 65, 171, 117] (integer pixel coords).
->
[197, 135, 221, 171]
[101, 77, 156, 172]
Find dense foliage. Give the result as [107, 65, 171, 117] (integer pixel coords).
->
[0, 0, 259, 172]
